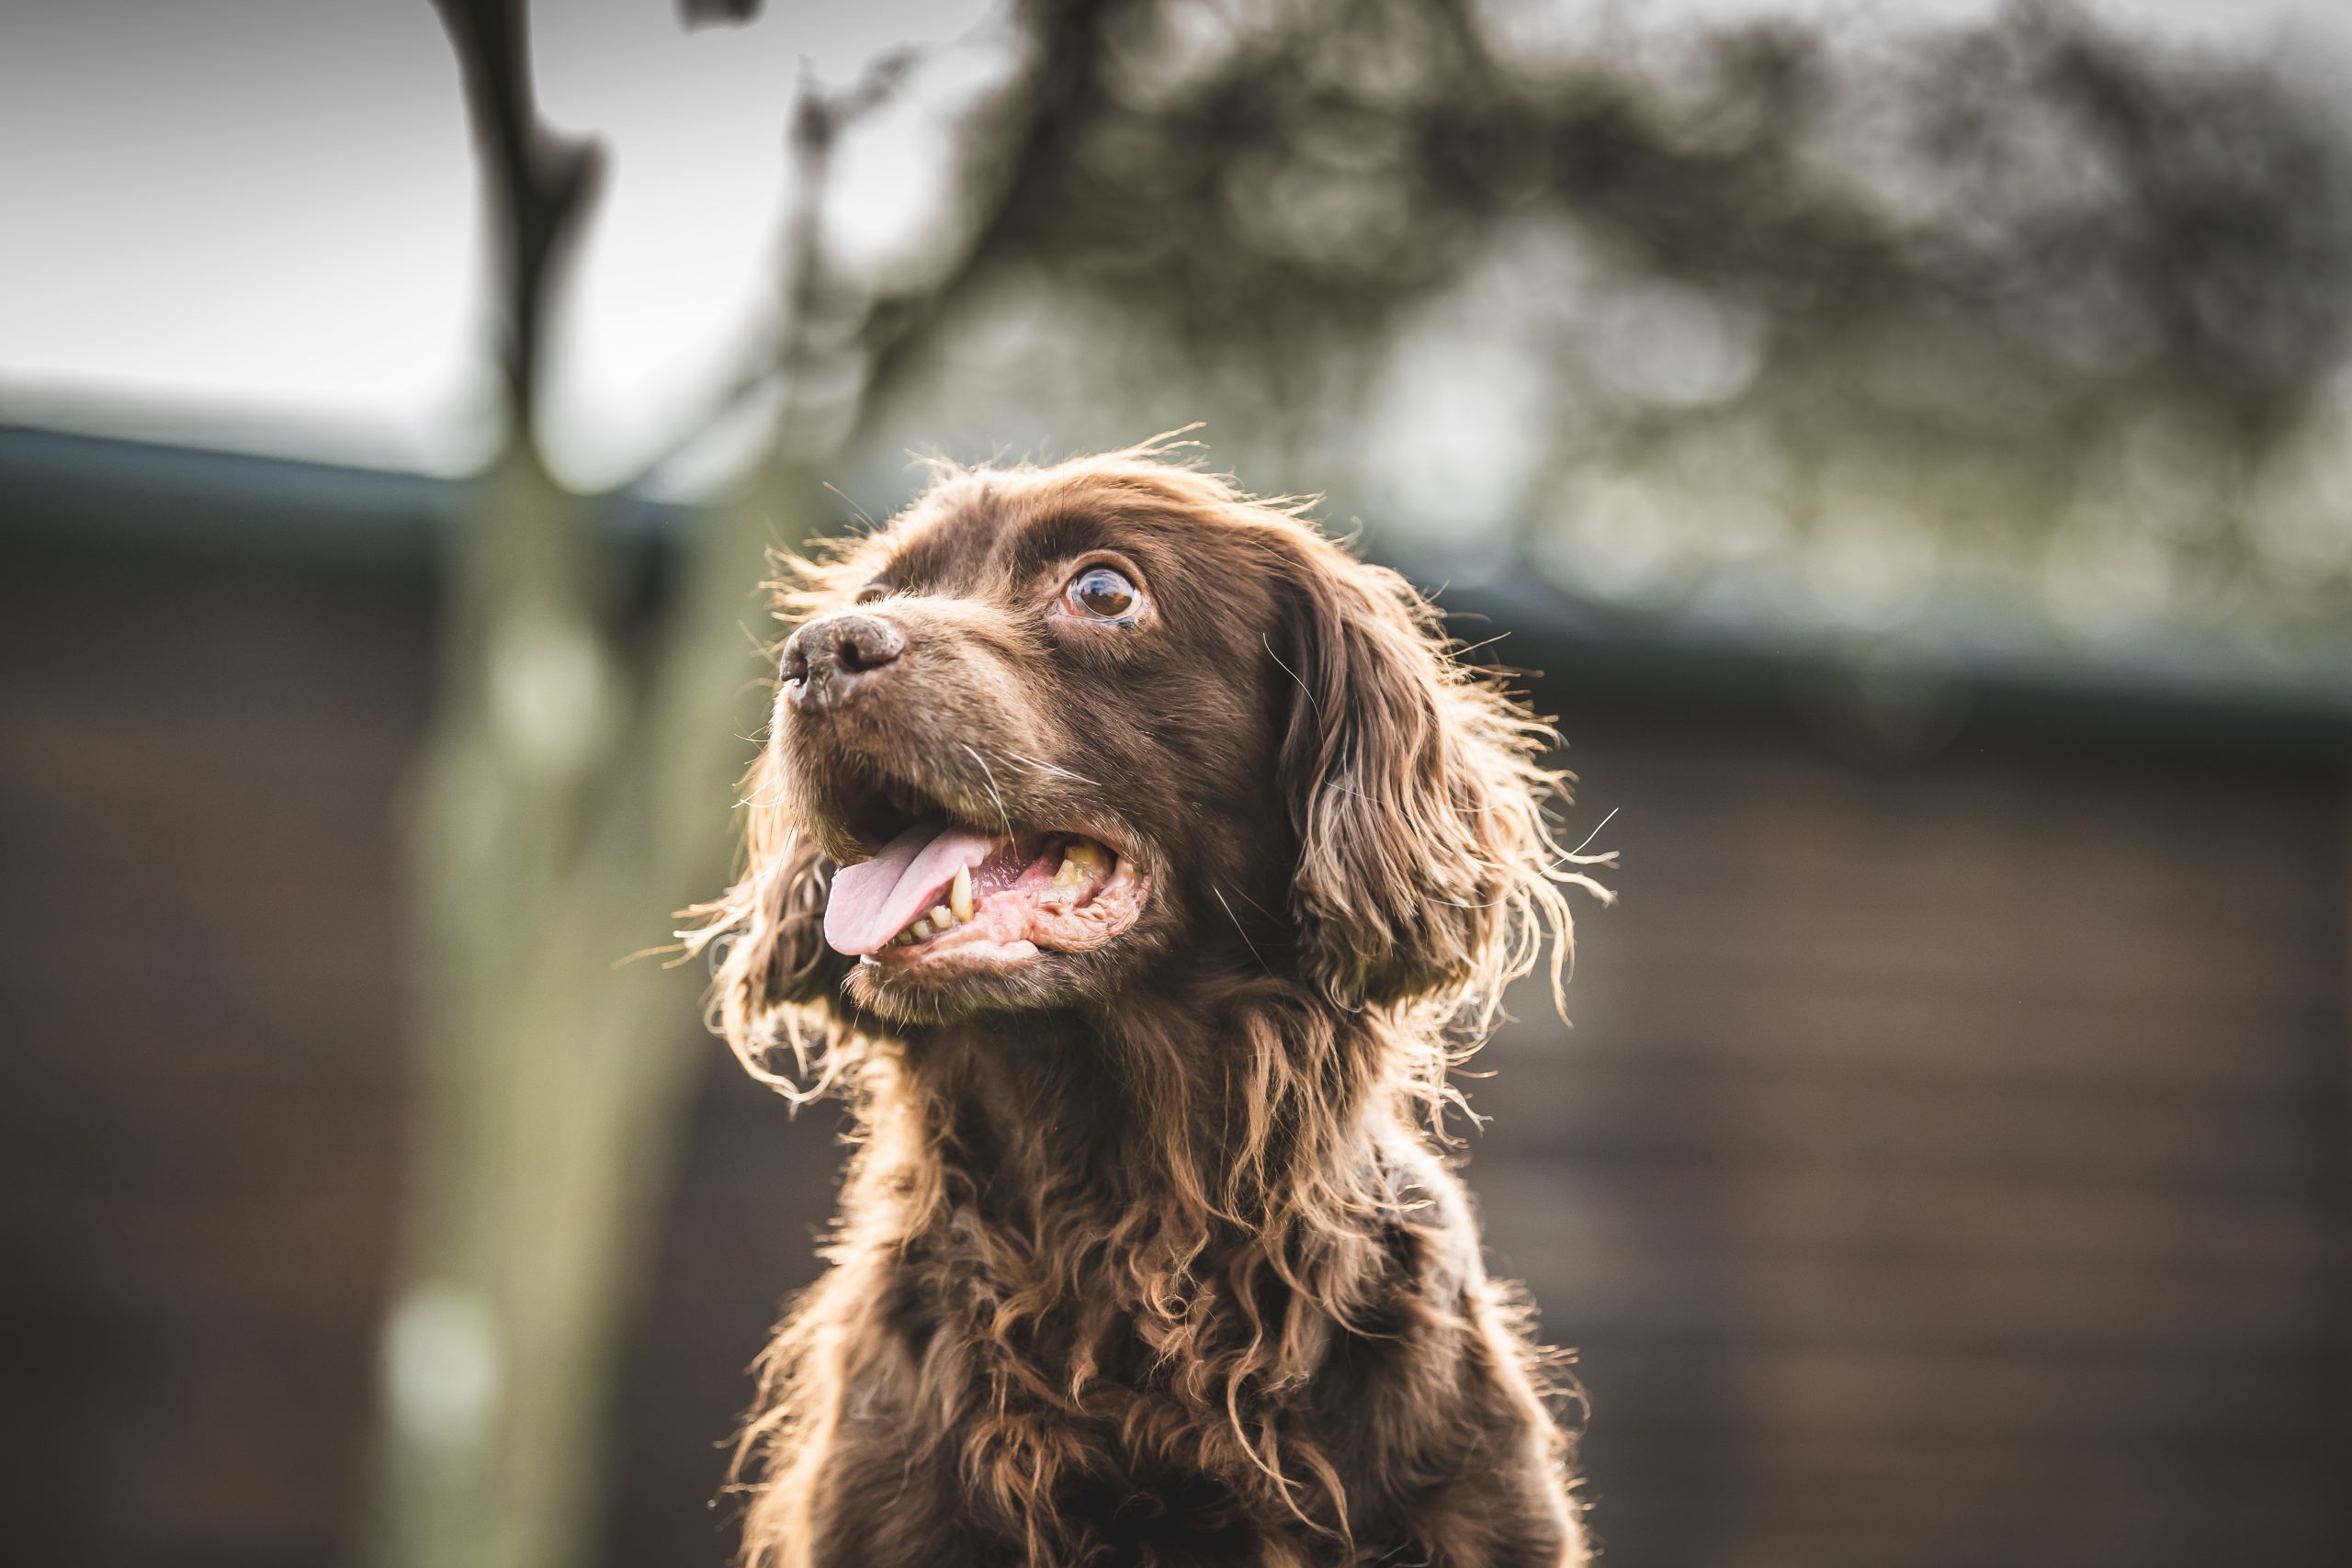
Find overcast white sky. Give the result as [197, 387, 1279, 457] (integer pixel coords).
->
[1, 0, 2341, 492]
[0, 0, 994, 488]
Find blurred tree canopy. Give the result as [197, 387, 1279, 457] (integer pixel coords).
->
[907, 0, 2352, 424]
[789, 0, 2352, 675]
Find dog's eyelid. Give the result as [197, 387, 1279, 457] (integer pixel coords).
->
[853, 581, 891, 605]
[1062, 548, 1149, 592]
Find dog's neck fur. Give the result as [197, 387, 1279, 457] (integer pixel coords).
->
[903, 987, 1363, 1184]
[910, 1013, 1153, 1224]
[867, 977, 1402, 1312]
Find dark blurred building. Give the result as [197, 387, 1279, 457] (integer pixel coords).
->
[3, 425, 2346, 1568]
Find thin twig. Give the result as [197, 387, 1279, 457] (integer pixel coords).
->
[607, 46, 922, 496]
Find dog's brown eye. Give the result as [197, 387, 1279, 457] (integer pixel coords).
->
[854, 582, 889, 605]
[1066, 565, 1137, 620]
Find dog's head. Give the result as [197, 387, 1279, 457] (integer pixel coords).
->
[698, 449, 1591, 1054]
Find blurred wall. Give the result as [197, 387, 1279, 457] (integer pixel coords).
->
[2, 430, 2346, 1568]
[1484, 689, 2351, 1566]
[1, 449, 431, 1562]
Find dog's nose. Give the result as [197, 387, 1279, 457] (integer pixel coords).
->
[782, 612, 906, 712]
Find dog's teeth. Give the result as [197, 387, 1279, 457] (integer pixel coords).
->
[950, 864, 973, 923]
[910, 919, 932, 940]
[930, 904, 954, 929]
[1051, 840, 1096, 891]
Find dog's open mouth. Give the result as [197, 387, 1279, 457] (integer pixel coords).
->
[822, 817, 1145, 971]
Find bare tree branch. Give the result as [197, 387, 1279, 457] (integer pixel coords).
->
[430, 0, 602, 452]
[681, 0, 762, 27]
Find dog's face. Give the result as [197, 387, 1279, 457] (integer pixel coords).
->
[708, 453, 1577, 1037]
[775, 464, 1293, 1020]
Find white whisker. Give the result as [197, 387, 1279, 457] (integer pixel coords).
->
[1213, 886, 1273, 977]
[1262, 634, 1318, 716]
[1003, 751, 1102, 789]
[962, 742, 1014, 837]
[1567, 807, 1618, 859]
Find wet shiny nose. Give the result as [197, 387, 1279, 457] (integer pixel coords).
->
[782, 612, 906, 712]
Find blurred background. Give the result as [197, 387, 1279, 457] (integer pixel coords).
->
[5, 2, 2349, 1565]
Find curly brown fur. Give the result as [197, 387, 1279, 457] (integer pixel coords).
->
[684, 443, 1610, 1568]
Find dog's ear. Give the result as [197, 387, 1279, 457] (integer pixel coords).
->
[687, 746, 847, 1087]
[1273, 539, 1588, 1017]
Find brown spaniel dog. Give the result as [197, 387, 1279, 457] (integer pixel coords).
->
[687, 445, 1607, 1568]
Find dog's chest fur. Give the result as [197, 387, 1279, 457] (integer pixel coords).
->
[790, 1145, 1574, 1568]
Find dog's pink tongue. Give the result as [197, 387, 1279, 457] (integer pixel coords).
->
[823, 820, 995, 956]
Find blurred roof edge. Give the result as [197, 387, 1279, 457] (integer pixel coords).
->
[0, 423, 689, 559]
[1405, 547, 2352, 754]
[6, 423, 2348, 750]
[1425, 565, 2352, 757]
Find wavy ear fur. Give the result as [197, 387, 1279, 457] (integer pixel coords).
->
[1272, 535, 1603, 1022]
[682, 743, 846, 1096]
